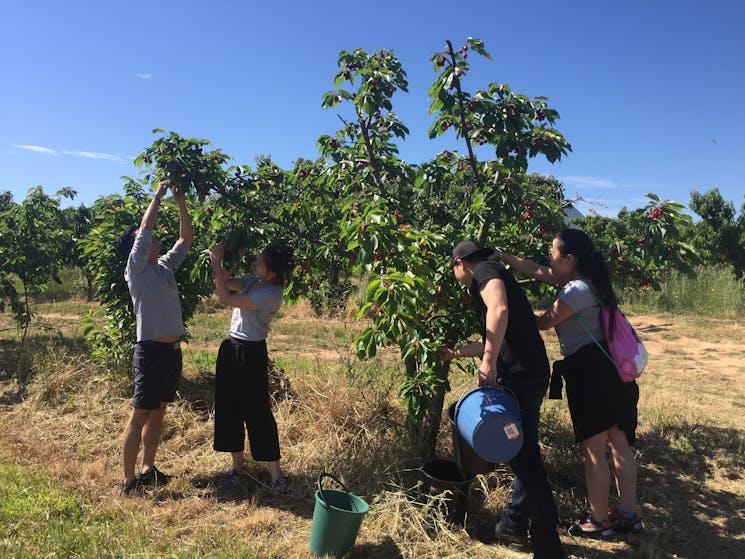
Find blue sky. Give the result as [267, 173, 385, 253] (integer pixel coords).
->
[2, 0, 743, 216]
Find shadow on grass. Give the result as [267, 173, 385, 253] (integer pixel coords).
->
[177, 375, 216, 415]
[636, 323, 673, 334]
[635, 422, 745, 559]
[185, 467, 318, 519]
[436, 405, 745, 559]
[348, 537, 403, 558]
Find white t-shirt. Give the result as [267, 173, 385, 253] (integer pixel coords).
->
[229, 276, 284, 341]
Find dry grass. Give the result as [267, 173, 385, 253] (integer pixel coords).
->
[0, 301, 744, 558]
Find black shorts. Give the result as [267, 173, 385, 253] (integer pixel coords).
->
[559, 342, 639, 445]
[132, 341, 183, 409]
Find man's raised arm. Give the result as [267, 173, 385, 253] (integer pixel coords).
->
[140, 181, 169, 231]
[172, 186, 193, 250]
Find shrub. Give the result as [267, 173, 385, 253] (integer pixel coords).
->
[621, 264, 745, 316]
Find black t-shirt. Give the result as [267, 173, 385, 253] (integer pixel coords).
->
[469, 260, 549, 382]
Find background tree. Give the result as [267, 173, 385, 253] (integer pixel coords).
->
[61, 203, 96, 300]
[689, 188, 745, 277]
[0, 186, 75, 339]
[319, 39, 572, 453]
[0, 191, 23, 327]
[571, 194, 698, 290]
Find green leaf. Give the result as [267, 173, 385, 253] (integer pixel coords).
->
[467, 38, 492, 59]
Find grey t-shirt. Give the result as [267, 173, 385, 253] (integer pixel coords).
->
[124, 228, 187, 342]
[555, 279, 604, 356]
[229, 276, 284, 341]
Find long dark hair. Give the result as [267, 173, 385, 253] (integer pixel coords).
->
[557, 228, 618, 310]
[261, 245, 292, 286]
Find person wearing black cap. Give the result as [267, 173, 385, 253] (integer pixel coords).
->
[443, 239, 565, 559]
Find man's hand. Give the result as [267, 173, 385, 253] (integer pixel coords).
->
[155, 180, 171, 200]
[171, 185, 186, 205]
[477, 362, 497, 387]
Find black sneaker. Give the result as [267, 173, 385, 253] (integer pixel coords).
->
[121, 477, 142, 496]
[138, 466, 171, 487]
[494, 521, 530, 550]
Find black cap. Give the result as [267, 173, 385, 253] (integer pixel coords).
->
[450, 240, 494, 265]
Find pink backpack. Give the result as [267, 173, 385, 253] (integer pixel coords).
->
[601, 307, 649, 382]
[576, 283, 649, 382]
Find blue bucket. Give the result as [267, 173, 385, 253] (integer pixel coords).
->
[454, 386, 523, 463]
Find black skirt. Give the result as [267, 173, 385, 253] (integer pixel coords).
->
[557, 342, 639, 445]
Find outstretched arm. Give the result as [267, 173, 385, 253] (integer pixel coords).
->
[496, 250, 559, 284]
[441, 340, 485, 362]
[140, 181, 169, 230]
[172, 186, 193, 250]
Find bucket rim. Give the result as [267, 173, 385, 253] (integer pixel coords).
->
[314, 489, 369, 514]
[454, 385, 519, 423]
[420, 458, 475, 486]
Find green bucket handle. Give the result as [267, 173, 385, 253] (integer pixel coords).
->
[317, 472, 363, 512]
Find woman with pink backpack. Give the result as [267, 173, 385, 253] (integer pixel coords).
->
[497, 228, 643, 538]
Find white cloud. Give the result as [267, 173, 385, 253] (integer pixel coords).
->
[13, 144, 57, 155]
[61, 150, 122, 161]
[560, 175, 664, 192]
[135, 73, 152, 80]
[12, 144, 123, 162]
[560, 175, 619, 189]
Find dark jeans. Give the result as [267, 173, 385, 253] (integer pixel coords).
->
[499, 377, 564, 557]
[213, 337, 280, 462]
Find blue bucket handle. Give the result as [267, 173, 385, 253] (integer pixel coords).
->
[453, 384, 520, 423]
[317, 472, 363, 512]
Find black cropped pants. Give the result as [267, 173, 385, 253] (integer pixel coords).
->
[213, 337, 280, 461]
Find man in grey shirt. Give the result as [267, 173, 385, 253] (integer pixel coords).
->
[116, 180, 192, 495]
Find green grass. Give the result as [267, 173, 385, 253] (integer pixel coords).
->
[622, 264, 745, 316]
[0, 459, 264, 558]
[0, 458, 126, 558]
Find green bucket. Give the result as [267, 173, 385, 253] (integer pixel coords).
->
[309, 472, 369, 558]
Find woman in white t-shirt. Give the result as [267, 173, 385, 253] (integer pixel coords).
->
[209, 242, 291, 494]
[498, 229, 642, 538]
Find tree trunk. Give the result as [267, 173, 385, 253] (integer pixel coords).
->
[85, 272, 94, 301]
[406, 359, 451, 459]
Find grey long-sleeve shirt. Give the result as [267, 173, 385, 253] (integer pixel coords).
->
[124, 228, 187, 341]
